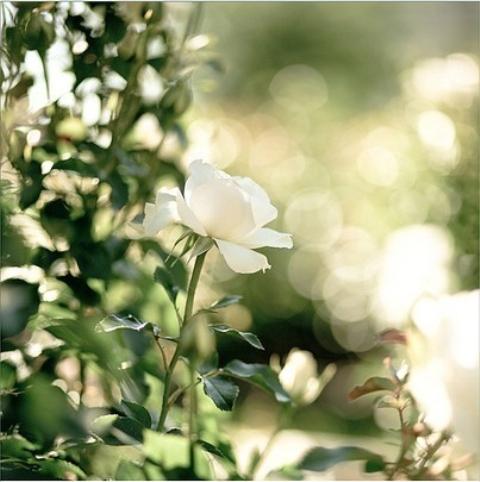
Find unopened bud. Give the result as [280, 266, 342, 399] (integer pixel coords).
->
[412, 422, 427, 436]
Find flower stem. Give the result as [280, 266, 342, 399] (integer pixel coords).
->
[188, 363, 198, 470]
[184, 250, 206, 322]
[387, 392, 409, 480]
[156, 251, 207, 432]
[414, 431, 450, 478]
[250, 405, 293, 479]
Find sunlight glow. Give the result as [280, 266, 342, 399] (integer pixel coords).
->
[372, 225, 453, 327]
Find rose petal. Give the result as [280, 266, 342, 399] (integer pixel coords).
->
[215, 239, 271, 274]
[155, 187, 178, 205]
[185, 160, 227, 205]
[189, 179, 256, 241]
[175, 191, 207, 236]
[240, 227, 293, 249]
[302, 378, 322, 405]
[142, 195, 177, 236]
[233, 176, 278, 227]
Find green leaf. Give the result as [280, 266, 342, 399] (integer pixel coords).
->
[92, 414, 144, 445]
[71, 242, 112, 280]
[210, 295, 242, 310]
[246, 447, 262, 478]
[299, 446, 385, 472]
[197, 439, 237, 466]
[169, 229, 194, 254]
[20, 177, 43, 209]
[120, 400, 152, 428]
[18, 375, 88, 445]
[0, 435, 38, 459]
[143, 430, 212, 479]
[172, 232, 198, 263]
[365, 457, 386, 473]
[188, 236, 214, 262]
[160, 81, 192, 116]
[115, 460, 145, 480]
[58, 274, 101, 306]
[210, 324, 264, 350]
[196, 295, 243, 316]
[108, 171, 129, 210]
[0, 361, 16, 391]
[0, 279, 40, 339]
[348, 377, 396, 401]
[268, 465, 304, 480]
[96, 314, 150, 333]
[154, 266, 179, 301]
[198, 353, 219, 375]
[203, 376, 239, 411]
[38, 459, 87, 480]
[139, 240, 187, 290]
[45, 319, 121, 372]
[53, 158, 97, 177]
[223, 360, 290, 403]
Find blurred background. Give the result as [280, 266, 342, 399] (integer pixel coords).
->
[1, 1, 478, 480]
[186, 3, 479, 476]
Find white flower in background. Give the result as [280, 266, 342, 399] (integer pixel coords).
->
[410, 290, 479, 454]
[278, 349, 336, 406]
[143, 160, 293, 274]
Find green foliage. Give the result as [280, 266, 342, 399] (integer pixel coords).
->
[207, 295, 242, 310]
[0, 2, 215, 479]
[223, 360, 290, 403]
[348, 376, 397, 400]
[97, 314, 150, 333]
[92, 414, 144, 445]
[203, 375, 240, 411]
[1, 2, 473, 480]
[0, 361, 16, 392]
[154, 265, 182, 302]
[0, 279, 40, 340]
[188, 236, 214, 261]
[120, 400, 153, 429]
[115, 460, 145, 480]
[143, 430, 213, 479]
[298, 446, 385, 472]
[210, 324, 264, 350]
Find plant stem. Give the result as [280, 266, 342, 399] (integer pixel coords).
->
[105, 25, 152, 174]
[388, 393, 409, 480]
[188, 363, 198, 470]
[414, 431, 450, 478]
[156, 251, 207, 431]
[153, 336, 168, 373]
[184, 250, 206, 322]
[251, 405, 292, 479]
[39, 53, 50, 104]
[168, 369, 220, 408]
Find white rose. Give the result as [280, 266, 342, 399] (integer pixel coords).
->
[410, 290, 479, 453]
[143, 160, 293, 274]
[278, 349, 335, 406]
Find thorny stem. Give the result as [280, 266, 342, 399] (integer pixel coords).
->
[156, 251, 207, 432]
